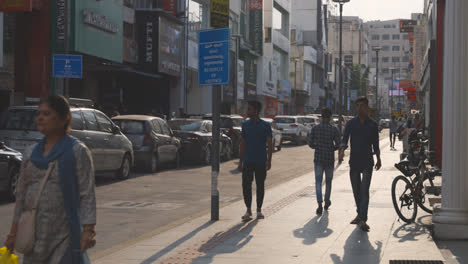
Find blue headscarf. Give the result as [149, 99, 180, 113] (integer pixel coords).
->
[30, 135, 83, 264]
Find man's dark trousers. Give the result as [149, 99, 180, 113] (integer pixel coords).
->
[242, 163, 267, 209]
[350, 166, 373, 222]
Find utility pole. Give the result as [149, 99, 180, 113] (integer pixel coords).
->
[294, 58, 298, 114]
[373, 46, 382, 120]
[332, 0, 350, 133]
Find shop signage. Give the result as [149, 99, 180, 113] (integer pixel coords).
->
[52, 54, 83, 78]
[163, 0, 177, 16]
[237, 60, 244, 100]
[400, 20, 416, 33]
[264, 98, 278, 118]
[145, 21, 154, 63]
[278, 80, 291, 103]
[244, 55, 257, 98]
[83, 9, 119, 33]
[199, 28, 230, 86]
[249, 0, 263, 55]
[158, 16, 182, 76]
[137, 12, 157, 72]
[55, 0, 66, 44]
[261, 57, 277, 97]
[0, 0, 31, 12]
[123, 38, 137, 63]
[210, 0, 229, 28]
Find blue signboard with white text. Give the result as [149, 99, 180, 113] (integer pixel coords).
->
[53, 54, 83, 78]
[198, 28, 230, 86]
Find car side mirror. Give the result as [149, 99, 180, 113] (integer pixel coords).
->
[0, 141, 5, 149]
[112, 125, 121, 134]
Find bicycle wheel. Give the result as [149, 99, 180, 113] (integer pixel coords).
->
[417, 176, 434, 214]
[392, 175, 417, 223]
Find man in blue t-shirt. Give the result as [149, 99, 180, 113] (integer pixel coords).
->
[237, 101, 273, 221]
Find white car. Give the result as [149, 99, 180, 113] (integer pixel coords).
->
[261, 118, 282, 151]
[273, 116, 309, 145]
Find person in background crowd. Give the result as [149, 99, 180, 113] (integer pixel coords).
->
[389, 115, 398, 150]
[237, 101, 273, 221]
[308, 107, 341, 215]
[4, 95, 96, 264]
[339, 97, 381, 232]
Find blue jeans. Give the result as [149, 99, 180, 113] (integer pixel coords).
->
[350, 167, 373, 222]
[314, 162, 334, 203]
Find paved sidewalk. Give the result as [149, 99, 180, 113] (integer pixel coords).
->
[93, 139, 446, 264]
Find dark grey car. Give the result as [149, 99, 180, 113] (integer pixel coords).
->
[0, 142, 21, 201]
[0, 106, 134, 180]
[112, 115, 181, 173]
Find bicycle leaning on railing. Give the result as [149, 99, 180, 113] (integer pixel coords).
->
[391, 132, 441, 223]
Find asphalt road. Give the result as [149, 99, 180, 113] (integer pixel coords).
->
[0, 141, 318, 257]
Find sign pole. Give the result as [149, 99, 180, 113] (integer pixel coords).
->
[211, 84, 221, 221]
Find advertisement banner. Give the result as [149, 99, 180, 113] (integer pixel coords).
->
[74, 0, 123, 62]
[244, 55, 257, 99]
[0, 0, 31, 12]
[137, 11, 157, 73]
[400, 19, 417, 33]
[163, 0, 177, 16]
[265, 98, 278, 118]
[237, 60, 245, 100]
[158, 16, 182, 76]
[249, 0, 263, 55]
[278, 80, 291, 103]
[261, 57, 277, 97]
[210, 0, 229, 28]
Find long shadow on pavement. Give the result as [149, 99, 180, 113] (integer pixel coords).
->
[190, 220, 258, 264]
[330, 227, 383, 264]
[293, 212, 333, 245]
[139, 221, 214, 264]
[392, 215, 432, 243]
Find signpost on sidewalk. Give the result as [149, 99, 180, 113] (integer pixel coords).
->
[199, 27, 230, 221]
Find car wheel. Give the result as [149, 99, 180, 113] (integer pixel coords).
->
[224, 143, 232, 161]
[8, 166, 19, 202]
[146, 154, 158, 173]
[204, 145, 212, 165]
[117, 154, 132, 180]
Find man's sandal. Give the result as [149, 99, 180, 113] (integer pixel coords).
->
[241, 212, 252, 221]
[350, 216, 360, 225]
[359, 221, 370, 232]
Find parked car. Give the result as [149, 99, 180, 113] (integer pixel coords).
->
[261, 118, 282, 151]
[0, 142, 21, 201]
[380, 118, 391, 128]
[202, 114, 244, 157]
[168, 119, 232, 165]
[112, 115, 181, 173]
[299, 116, 320, 134]
[0, 105, 134, 179]
[273, 116, 309, 145]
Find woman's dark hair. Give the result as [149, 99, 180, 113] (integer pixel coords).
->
[40, 94, 71, 133]
[355, 97, 369, 105]
[321, 107, 332, 119]
[248, 100, 262, 114]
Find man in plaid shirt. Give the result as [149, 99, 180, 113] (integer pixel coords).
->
[309, 107, 341, 215]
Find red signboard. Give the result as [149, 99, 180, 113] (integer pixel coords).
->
[249, 0, 262, 10]
[265, 98, 278, 118]
[163, 0, 177, 15]
[0, 0, 32, 11]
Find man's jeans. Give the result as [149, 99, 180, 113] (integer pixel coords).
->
[315, 163, 334, 203]
[350, 167, 373, 222]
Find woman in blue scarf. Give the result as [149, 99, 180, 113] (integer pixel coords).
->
[4, 95, 96, 264]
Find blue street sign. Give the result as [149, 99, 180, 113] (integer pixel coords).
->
[198, 28, 230, 86]
[53, 54, 83, 78]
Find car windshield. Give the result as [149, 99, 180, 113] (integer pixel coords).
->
[220, 118, 233, 128]
[274, 117, 295, 124]
[302, 118, 316, 124]
[169, 120, 203, 131]
[113, 120, 145, 134]
[0, 109, 37, 131]
[232, 118, 244, 127]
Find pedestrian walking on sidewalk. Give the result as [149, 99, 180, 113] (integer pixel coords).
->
[237, 101, 273, 221]
[339, 97, 381, 232]
[4, 95, 96, 264]
[308, 107, 340, 215]
[389, 115, 398, 150]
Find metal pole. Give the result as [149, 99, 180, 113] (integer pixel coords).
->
[234, 37, 239, 113]
[338, 3, 343, 134]
[294, 60, 297, 114]
[375, 49, 379, 119]
[211, 85, 220, 221]
[391, 69, 394, 116]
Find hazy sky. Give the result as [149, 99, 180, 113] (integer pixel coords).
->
[328, 0, 425, 22]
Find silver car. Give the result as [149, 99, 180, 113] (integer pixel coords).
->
[273, 115, 309, 145]
[0, 106, 134, 179]
[261, 118, 282, 151]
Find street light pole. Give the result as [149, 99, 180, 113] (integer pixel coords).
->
[294, 58, 298, 114]
[332, 0, 350, 134]
[373, 46, 382, 120]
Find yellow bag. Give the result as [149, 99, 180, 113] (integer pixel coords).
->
[0, 247, 18, 264]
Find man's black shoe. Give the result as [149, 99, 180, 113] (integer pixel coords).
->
[324, 201, 332, 210]
[316, 205, 323, 215]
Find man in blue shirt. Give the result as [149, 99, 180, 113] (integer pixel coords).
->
[238, 101, 273, 221]
[339, 97, 381, 232]
[309, 107, 341, 215]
